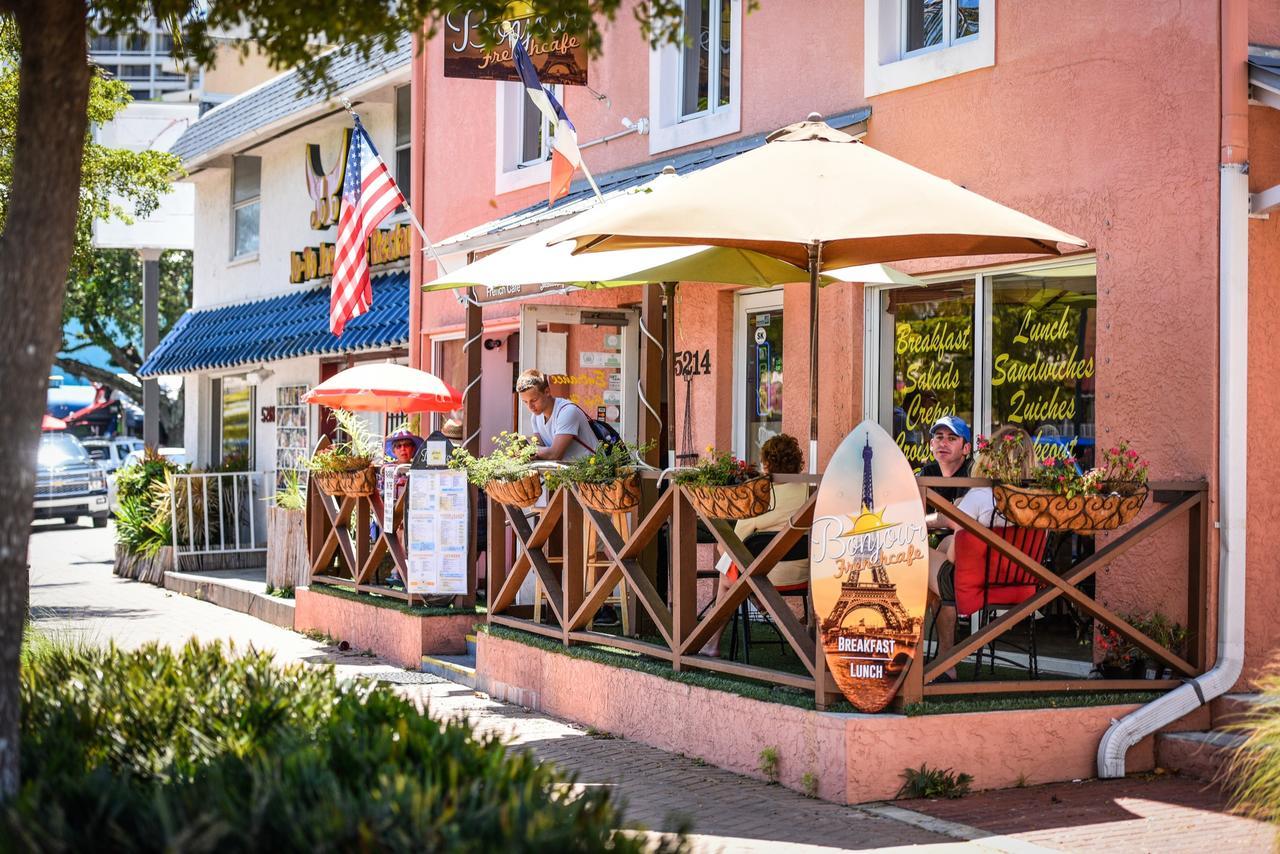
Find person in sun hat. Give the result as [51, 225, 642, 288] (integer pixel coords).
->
[384, 428, 424, 464]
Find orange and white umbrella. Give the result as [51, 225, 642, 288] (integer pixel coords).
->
[41, 414, 67, 431]
[302, 363, 461, 413]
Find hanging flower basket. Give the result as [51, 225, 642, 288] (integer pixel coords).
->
[485, 472, 544, 508]
[993, 483, 1149, 534]
[311, 465, 377, 498]
[684, 476, 772, 520]
[576, 474, 641, 513]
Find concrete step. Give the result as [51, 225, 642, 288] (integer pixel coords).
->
[1157, 729, 1250, 781]
[1212, 692, 1275, 729]
[421, 651, 479, 690]
[164, 568, 294, 630]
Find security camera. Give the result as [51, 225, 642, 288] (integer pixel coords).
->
[483, 338, 503, 350]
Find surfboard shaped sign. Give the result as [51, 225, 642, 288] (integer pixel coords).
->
[810, 420, 929, 713]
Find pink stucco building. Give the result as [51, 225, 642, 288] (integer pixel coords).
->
[405, 1, 1280, 784]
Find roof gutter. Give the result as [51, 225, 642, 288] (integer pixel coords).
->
[1097, 0, 1249, 777]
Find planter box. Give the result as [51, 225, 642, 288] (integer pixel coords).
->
[476, 630, 1210, 805]
[113, 543, 172, 585]
[294, 587, 479, 668]
[266, 506, 309, 591]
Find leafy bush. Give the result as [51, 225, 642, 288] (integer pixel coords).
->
[3, 640, 674, 853]
[270, 470, 306, 511]
[897, 764, 973, 799]
[544, 441, 653, 493]
[450, 431, 538, 487]
[304, 409, 378, 474]
[670, 448, 759, 487]
[114, 450, 182, 556]
[1228, 668, 1280, 825]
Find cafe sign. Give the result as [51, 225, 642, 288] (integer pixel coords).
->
[290, 222, 412, 284]
[442, 10, 589, 85]
[810, 420, 929, 713]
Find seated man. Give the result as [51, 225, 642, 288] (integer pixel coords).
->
[917, 414, 974, 503]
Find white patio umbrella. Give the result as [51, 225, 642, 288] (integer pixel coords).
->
[556, 114, 1089, 470]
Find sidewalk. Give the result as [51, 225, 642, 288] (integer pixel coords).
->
[27, 521, 1277, 852]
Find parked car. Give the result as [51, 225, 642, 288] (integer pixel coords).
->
[120, 446, 189, 470]
[34, 432, 109, 527]
[82, 437, 145, 512]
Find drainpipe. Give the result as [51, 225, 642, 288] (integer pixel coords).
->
[407, 27, 427, 372]
[1098, 0, 1249, 777]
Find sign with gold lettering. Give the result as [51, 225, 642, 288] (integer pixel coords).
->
[811, 421, 928, 713]
[304, 129, 351, 230]
[442, 10, 589, 85]
[289, 222, 412, 284]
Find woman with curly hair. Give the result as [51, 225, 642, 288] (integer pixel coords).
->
[698, 433, 809, 658]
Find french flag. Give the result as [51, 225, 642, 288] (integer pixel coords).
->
[510, 35, 581, 206]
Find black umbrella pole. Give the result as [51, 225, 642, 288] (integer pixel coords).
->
[808, 241, 821, 474]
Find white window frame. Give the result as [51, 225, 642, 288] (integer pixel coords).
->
[864, 0, 995, 98]
[494, 81, 560, 195]
[862, 255, 1098, 442]
[648, 0, 742, 155]
[230, 155, 261, 261]
[392, 84, 412, 219]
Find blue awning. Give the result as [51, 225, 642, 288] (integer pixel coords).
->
[138, 270, 409, 377]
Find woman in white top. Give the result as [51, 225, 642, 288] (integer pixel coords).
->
[699, 434, 808, 658]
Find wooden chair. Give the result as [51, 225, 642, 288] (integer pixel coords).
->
[951, 525, 1049, 678]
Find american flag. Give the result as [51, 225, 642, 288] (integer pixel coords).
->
[510, 35, 581, 206]
[331, 118, 408, 336]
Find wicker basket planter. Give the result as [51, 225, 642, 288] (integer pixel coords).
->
[485, 472, 543, 508]
[993, 483, 1149, 534]
[311, 465, 377, 498]
[576, 474, 641, 513]
[684, 476, 772, 520]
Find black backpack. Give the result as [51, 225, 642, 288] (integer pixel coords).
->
[566, 401, 622, 453]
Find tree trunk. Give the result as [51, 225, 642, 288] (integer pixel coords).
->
[0, 0, 90, 799]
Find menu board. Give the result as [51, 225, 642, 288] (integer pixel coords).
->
[405, 468, 469, 596]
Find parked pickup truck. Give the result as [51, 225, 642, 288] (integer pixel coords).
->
[34, 432, 109, 527]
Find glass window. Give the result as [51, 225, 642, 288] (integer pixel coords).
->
[155, 32, 173, 53]
[884, 281, 975, 469]
[220, 377, 253, 471]
[904, 0, 979, 55]
[231, 156, 261, 258]
[989, 269, 1097, 467]
[120, 64, 151, 78]
[744, 306, 784, 466]
[129, 89, 151, 102]
[89, 33, 118, 52]
[122, 32, 149, 53]
[518, 95, 551, 167]
[679, 0, 732, 120]
[395, 85, 412, 208]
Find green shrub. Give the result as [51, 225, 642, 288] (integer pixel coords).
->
[3, 640, 677, 853]
[1228, 669, 1280, 824]
[897, 764, 973, 800]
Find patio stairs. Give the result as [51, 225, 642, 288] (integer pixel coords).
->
[420, 633, 479, 690]
[1156, 693, 1273, 782]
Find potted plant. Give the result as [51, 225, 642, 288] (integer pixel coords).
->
[304, 410, 379, 498]
[449, 431, 542, 508]
[1095, 624, 1143, 679]
[671, 447, 770, 520]
[1127, 611, 1188, 679]
[265, 471, 310, 591]
[978, 435, 1151, 533]
[544, 441, 653, 513]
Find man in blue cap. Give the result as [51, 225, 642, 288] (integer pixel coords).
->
[917, 414, 973, 503]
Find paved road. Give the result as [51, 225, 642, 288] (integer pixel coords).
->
[26, 520, 1274, 853]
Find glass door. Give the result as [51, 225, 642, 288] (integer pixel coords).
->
[734, 290, 784, 466]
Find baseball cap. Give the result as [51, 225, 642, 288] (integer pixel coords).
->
[929, 415, 972, 445]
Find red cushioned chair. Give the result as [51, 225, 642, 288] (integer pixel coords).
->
[952, 526, 1048, 678]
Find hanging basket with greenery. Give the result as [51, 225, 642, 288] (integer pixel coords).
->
[304, 410, 379, 498]
[544, 441, 653, 513]
[450, 432, 542, 508]
[671, 448, 771, 520]
[978, 436, 1150, 534]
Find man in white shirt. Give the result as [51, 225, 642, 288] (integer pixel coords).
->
[516, 369, 598, 461]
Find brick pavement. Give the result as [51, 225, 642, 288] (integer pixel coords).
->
[26, 520, 1279, 853]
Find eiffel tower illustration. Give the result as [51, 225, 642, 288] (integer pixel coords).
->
[822, 436, 914, 635]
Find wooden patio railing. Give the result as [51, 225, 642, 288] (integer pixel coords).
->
[485, 471, 1211, 711]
